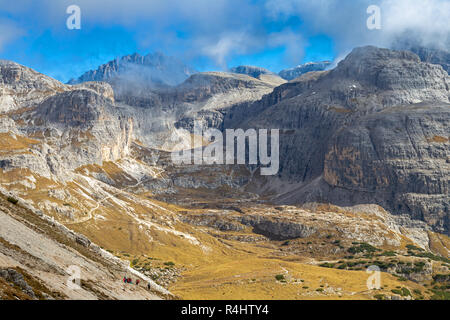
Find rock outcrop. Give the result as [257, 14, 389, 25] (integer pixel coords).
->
[115, 71, 280, 150]
[239, 215, 317, 240]
[225, 46, 449, 234]
[279, 61, 332, 80]
[68, 52, 196, 87]
[230, 65, 275, 78]
[0, 62, 133, 178]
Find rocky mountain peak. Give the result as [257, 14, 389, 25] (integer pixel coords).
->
[278, 61, 332, 80]
[68, 52, 197, 88]
[0, 60, 64, 90]
[403, 46, 450, 74]
[229, 65, 275, 79]
[327, 46, 449, 106]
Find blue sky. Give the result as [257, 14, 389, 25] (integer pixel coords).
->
[0, 0, 448, 82]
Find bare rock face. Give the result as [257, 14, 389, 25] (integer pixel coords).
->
[29, 88, 133, 167]
[332, 47, 449, 106]
[279, 61, 332, 80]
[68, 52, 196, 88]
[72, 81, 115, 103]
[0, 268, 36, 299]
[0, 46, 448, 238]
[114, 71, 279, 150]
[0, 60, 66, 113]
[0, 62, 133, 177]
[324, 103, 449, 233]
[34, 89, 109, 128]
[181, 212, 245, 232]
[230, 65, 276, 78]
[225, 46, 449, 234]
[394, 42, 450, 74]
[239, 215, 317, 240]
[412, 46, 450, 74]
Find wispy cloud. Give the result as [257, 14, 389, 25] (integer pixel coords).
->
[0, 19, 23, 52]
[0, 0, 448, 79]
[265, 0, 450, 53]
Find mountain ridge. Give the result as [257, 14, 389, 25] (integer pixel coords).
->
[0, 45, 449, 300]
[68, 52, 197, 88]
[278, 61, 332, 80]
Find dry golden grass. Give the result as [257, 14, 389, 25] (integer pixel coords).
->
[328, 106, 353, 114]
[169, 257, 423, 300]
[427, 135, 449, 143]
[428, 231, 450, 257]
[0, 157, 441, 300]
[0, 132, 39, 152]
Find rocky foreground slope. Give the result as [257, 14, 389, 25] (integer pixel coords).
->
[0, 191, 169, 300]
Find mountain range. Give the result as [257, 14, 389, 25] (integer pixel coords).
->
[0, 45, 449, 300]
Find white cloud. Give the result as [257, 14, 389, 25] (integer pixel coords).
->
[265, 0, 450, 52]
[0, 19, 23, 52]
[1, 0, 448, 68]
[381, 0, 450, 48]
[201, 33, 251, 68]
[268, 30, 305, 65]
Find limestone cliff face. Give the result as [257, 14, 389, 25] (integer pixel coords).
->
[29, 87, 133, 168]
[0, 47, 448, 235]
[225, 46, 449, 234]
[323, 104, 449, 233]
[0, 60, 66, 113]
[0, 62, 133, 177]
[395, 44, 450, 74]
[114, 71, 280, 150]
[279, 61, 332, 80]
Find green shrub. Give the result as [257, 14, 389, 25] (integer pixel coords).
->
[381, 251, 396, 257]
[275, 274, 285, 281]
[7, 196, 18, 205]
[413, 289, 422, 295]
[401, 287, 411, 297]
[408, 251, 449, 264]
[348, 243, 380, 254]
[391, 289, 402, 295]
[319, 262, 335, 268]
[131, 259, 139, 266]
[430, 289, 450, 300]
[433, 274, 450, 282]
[406, 244, 424, 252]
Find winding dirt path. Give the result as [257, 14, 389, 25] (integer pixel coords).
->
[67, 167, 165, 225]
